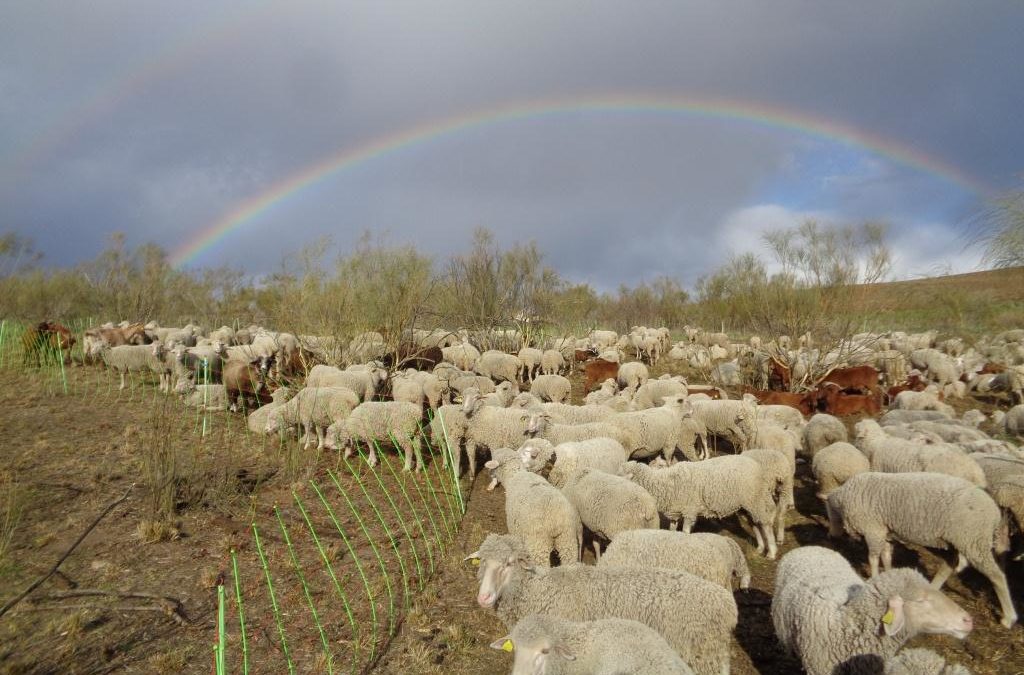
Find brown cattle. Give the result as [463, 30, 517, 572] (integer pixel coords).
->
[818, 365, 881, 394]
[381, 344, 444, 372]
[583, 358, 619, 393]
[741, 386, 814, 415]
[21, 321, 75, 366]
[815, 382, 882, 416]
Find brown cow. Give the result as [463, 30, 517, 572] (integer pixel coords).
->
[815, 382, 882, 416]
[381, 344, 444, 372]
[766, 356, 792, 391]
[741, 386, 814, 415]
[21, 321, 75, 366]
[818, 365, 881, 395]
[583, 358, 619, 393]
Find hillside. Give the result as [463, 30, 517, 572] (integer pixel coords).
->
[852, 266, 1024, 334]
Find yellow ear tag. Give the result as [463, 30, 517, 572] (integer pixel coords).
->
[472, 558, 481, 566]
[881, 610, 894, 625]
[501, 640, 514, 652]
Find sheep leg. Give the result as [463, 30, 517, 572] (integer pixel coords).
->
[366, 442, 378, 468]
[681, 516, 695, 534]
[774, 500, 787, 546]
[759, 522, 777, 559]
[465, 441, 477, 478]
[316, 424, 325, 450]
[866, 536, 885, 578]
[592, 540, 601, 562]
[753, 524, 765, 554]
[119, 371, 127, 390]
[410, 436, 425, 472]
[881, 541, 894, 571]
[967, 552, 1018, 628]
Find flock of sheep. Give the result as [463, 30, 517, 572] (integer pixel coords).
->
[75, 320, 1024, 674]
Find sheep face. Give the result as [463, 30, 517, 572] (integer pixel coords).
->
[891, 583, 973, 639]
[470, 549, 532, 610]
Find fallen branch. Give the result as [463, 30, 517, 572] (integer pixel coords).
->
[17, 603, 188, 625]
[0, 483, 134, 619]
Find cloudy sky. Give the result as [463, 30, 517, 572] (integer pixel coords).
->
[2, 2, 1022, 289]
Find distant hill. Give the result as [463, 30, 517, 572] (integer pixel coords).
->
[853, 267, 1024, 335]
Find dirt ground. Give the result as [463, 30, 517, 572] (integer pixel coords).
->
[1, 361, 1022, 674]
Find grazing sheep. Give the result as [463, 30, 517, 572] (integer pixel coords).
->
[689, 399, 757, 452]
[883, 648, 972, 675]
[854, 419, 986, 487]
[529, 374, 572, 404]
[306, 364, 386, 401]
[970, 452, 1024, 538]
[244, 387, 293, 434]
[174, 380, 228, 411]
[742, 447, 793, 545]
[620, 456, 778, 558]
[476, 349, 522, 384]
[540, 349, 566, 376]
[827, 472, 1016, 627]
[879, 409, 953, 425]
[598, 529, 751, 590]
[812, 441, 870, 500]
[100, 343, 168, 390]
[265, 386, 360, 449]
[583, 378, 619, 406]
[469, 534, 736, 675]
[772, 546, 973, 675]
[597, 394, 693, 462]
[491, 614, 694, 675]
[754, 404, 806, 433]
[893, 390, 955, 416]
[484, 448, 582, 566]
[615, 361, 649, 393]
[429, 403, 470, 476]
[631, 377, 688, 410]
[441, 341, 480, 372]
[324, 401, 425, 471]
[518, 437, 629, 488]
[518, 347, 544, 382]
[462, 389, 539, 470]
[173, 341, 227, 387]
[1002, 404, 1024, 435]
[560, 467, 659, 560]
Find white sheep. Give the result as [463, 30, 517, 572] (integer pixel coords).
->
[620, 456, 778, 558]
[469, 533, 736, 675]
[429, 403, 470, 476]
[529, 374, 572, 404]
[174, 381, 228, 411]
[689, 399, 757, 452]
[879, 409, 953, 425]
[265, 386, 360, 449]
[970, 452, 1024, 541]
[324, 400, 425, 471]
[517, 437, 629, 488]
[883, 648, 972, 675]
[560, 467, 659, 560]
[827, 471, 1016, 627]
[525, 416, 635, 450]
[772, 546, 973, 675]
[475, 349, 522, 384]
[540, 349, 565, 376]
[484, 448, 582, 566]
[245, 387, 294, 434]
[100, 343, 168, 390]
[602, 395, 692, 463]
[441, 341, 480, 372]
[615, 361, 649, 393]
[583, 378, 618, 406]
[306, 364, 386, 401]
[742, 447, 793, 545]
[462, 389, 539, 469]
[811, 441, 869, 500]
[598, 528, 751, 590]
[853, 419, 986, 487]
[491, 614, 694, 675]
[892, 389, 955, 416]
[518, 346, 544, 382]
[631, 377, 688, 410]
[801, 412, 848, 458]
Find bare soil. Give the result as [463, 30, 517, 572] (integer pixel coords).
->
[1, 360, 1022, 674]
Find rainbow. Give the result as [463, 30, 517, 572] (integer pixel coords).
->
[169, 94, 993, 268]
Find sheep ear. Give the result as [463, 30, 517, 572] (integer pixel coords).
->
[462, 550, 481, 563]
[484, 460, 499, 470]
[517, 556, 535, 571]
[553, 644, 576, 662]
[489, 637, 514, 652]
[881, 595, 906, 636]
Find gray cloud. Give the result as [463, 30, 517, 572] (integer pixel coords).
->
[1, 1, 1021, 289]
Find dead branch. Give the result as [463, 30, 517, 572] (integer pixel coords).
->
[0, 483, 134, 619]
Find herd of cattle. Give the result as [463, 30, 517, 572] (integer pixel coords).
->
[15, 319, 1024, 674]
